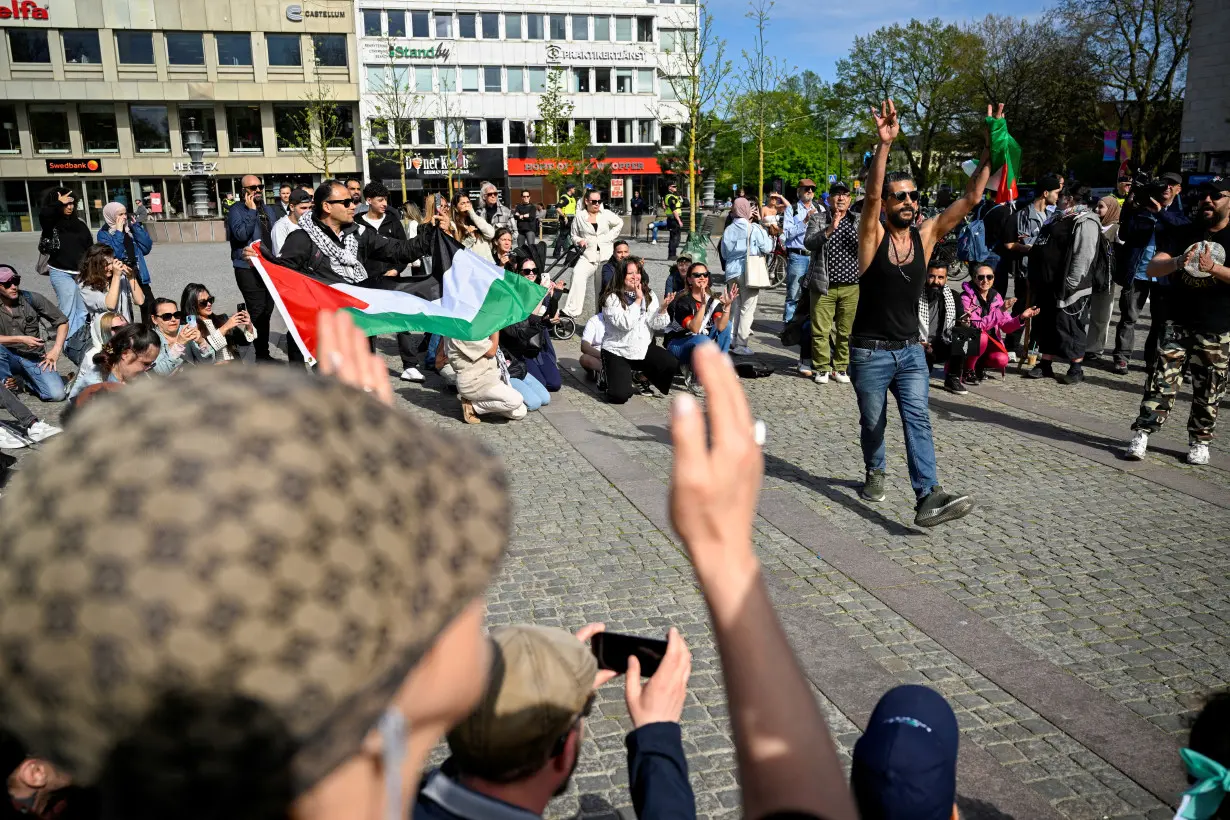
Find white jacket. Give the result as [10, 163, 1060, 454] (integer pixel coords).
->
[571, 208, 624, 264]
[601, 292, 670, 360]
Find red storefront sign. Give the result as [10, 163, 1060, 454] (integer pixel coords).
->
[149, 192, 163, 213]
[0, 1, 49, 19]
[507, 157, 662, 176]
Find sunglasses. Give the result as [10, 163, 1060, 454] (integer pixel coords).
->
[975, 274, 994, 281]
[244, 185, 263, 192]
[1200, 191, 1227, 202]
[688, 272, 710, 278]
[520, 267, 538, 274]
[485, 192, 498, 197]
[1, 276, 19, 287]
[325, 198, 357, 207]
[155, 311, 185, 321]
[197, 297, 215, 307]
[522, 193, 531, 197]
[802, 187, 816, 192]
[587, 199, 601, 204]
[888, 190, 921, 203]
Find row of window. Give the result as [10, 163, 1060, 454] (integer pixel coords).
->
[365, 64, 661, 95]
[368, 117, 678, 146]
[5, 29, 347, 68]
[361, 10, 657, 43]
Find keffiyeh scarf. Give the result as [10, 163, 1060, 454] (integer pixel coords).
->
[300, 218, 368, 283]
[918, 286, 956, 342]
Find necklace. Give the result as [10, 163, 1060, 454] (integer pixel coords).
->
[888, 231, 914, 280]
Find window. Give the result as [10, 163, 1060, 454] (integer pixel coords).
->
[572, 119, 589, 138]
[486, 119, 503, 144]
[573, 68, 589, 92]
[660, 29, 677, 52]
[9, 30, 50, 63]
[507, 67, 525, 92]
[572, 16, 589, 40]
[414, 65, 433, 91]
[595, 68, 611, 93]
[549, 14, 566, 40]
[129, 105, 170, 152]
[594, 119, 612, 144]
[505, 13, 522, 39]
[615, 17, 633, 41]
[266, 34, 301, 66]
[366, 65, 389, 91]
[273, 105, 306, 149]
[509, 121, 527, 144]
[526, 14, 544, 40]
[29, 108, 70, 152]
[226, 106, 263, 152]
[638, 120, 653, 143]
[615, 69, 633, 93]
[334, 106, 354, 148]
[434, 12, 452, 37]
[484, 66, 501, 92]
[369, 118, 390, 145]
[617, 119, 633, 143]
[166, 32, 205, 65]
[661, 124, 678, 147]
[480, 12, 499, 38]
[116, 31, 154, 64]
[312, 35, 347, 67]
[637, 17, 654, 42]
[660, 74, 677, 101]
[527, 66, 546, 92]
[461, 66, 479, 92]
[637, 68, 654, 93]
[418, 120, 436, 144]
[593, 16, 610, 41]
[363, 10, 382, 36]
[0, 106, 20, 152]
[463, 119, 481, 144]
[412, 11, 429, 37]
[458, 13, 476, 38]
[62, 30, 101, 64]
[179, 106, 218, 150]
[388, 10, 407, 37]
[216, 33, 252, 66]
[438, 66, 456, 92]
[392, 118, 413, 145]
[79, 106, 119, 152]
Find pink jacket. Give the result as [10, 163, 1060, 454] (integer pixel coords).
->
[961, 282, 1021, 341]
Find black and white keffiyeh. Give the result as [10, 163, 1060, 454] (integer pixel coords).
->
[300, 218, 368, 283]
[918, 286, 956, 342]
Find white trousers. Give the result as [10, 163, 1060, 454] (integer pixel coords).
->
[729, 286, 761, 345]
[562, 256, 600, 317]
[466, 380, 527, 420]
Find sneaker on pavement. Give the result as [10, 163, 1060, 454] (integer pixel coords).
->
[944, 375, 969, 395]
[460, 398, 481, 424]
[651, 239, 658, 245]
[832, 371, 850, 384]
[399, 366, 426, 382]
[684, 372, 705, 397]
[1125, 430, 1149, 460]
[1024, 365, 1047, 379]
[860, 469, 886, 502]
[962, 369, 980, 385]
[1187, 441, 1210, 466]
[0, 427, 28, 449]
[730, 345, 755, 357]
[914, 486, 974, 527]
[25, 421, 62, 442]
[813, 371, 829, 385]
[796, 361, 815, 378]
[1112, 358, 1129, 375]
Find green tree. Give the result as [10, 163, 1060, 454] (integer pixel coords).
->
[535, 67, 576, 191]
[289, 42, 355, 178]
[728, 0, 789, 199]
[365, 39, 427, 203]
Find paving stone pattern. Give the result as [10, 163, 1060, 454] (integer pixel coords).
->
[1, 233, 1225, 820]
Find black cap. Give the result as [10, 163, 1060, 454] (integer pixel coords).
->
[289, 189, 312, 205]
[1197, 176, 1230, 194]
[1160, 171, 1183, 186]
[830, 180, 851, 194]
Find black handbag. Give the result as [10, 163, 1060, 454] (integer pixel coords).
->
[950, 326, 981, 357]
[37, 228, 59, 255]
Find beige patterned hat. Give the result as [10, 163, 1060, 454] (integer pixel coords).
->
[0, 365, 509, 792]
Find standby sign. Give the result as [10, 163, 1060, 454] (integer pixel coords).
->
[361, 40, 451, 61]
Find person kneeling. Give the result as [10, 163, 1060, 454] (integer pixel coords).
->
[919, 262, 970, 395]
[446, 331, 527, 423]
[580, 312, 605, 386]
[600, 258, 678, 403]
[664, 263, 736, 395]
[961, 263, 1039, 385]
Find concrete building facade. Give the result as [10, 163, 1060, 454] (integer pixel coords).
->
[1179, 0, 1230, 178]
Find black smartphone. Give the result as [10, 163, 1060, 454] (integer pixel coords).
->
[590, 632, 668, 677]
[237, 302, 247, 313]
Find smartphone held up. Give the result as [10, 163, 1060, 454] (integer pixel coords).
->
[590, 632, 668, 677]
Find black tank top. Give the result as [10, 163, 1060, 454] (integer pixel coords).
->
[851, 227, 927, 341]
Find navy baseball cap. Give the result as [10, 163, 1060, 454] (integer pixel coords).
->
[851, 685, 959, 820]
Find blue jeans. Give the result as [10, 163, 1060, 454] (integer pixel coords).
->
[650, 220, 668, 241]
[783, 252, 810, 322]
[0, 345, 67, 402]
[849, 343, 938, 500]
[426, 334, 441, 369]
[666, 325, 733, 366]
[49, 267, 87, 337]
[510, 372, 550, 411]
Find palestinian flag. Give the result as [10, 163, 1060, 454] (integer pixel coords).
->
[988, 116, 1022, 204]
[250, 237, 546, 365]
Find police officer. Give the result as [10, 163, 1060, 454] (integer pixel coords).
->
[553, 183, 578, 259]
[663, 182, 684, 260]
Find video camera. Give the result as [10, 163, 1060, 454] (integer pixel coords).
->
[1128, 170, 1166, 206]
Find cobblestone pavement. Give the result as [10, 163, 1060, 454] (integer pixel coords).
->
[1, 232, 1226, 820]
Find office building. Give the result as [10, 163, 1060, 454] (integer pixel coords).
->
[1179, 0, 1230, 178]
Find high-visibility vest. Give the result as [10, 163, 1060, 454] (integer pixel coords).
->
[664, 193, 683, 213]
[560, 193, 577, 217]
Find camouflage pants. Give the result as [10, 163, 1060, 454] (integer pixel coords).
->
[1131, 321, 1230, 443]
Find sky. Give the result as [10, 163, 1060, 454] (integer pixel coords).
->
[708, 0, 1053, 85]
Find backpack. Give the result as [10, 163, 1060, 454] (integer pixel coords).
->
[956, 202, 1001, 264]
[1089, 230, 1115, 294]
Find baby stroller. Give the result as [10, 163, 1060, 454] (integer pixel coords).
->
[511, 241, 581, 341]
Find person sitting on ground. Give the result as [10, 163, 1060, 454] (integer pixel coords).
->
[665, 263, 736, 395]
[149, 297, 209, 374]
[662, 252, 693, 297]
[580, 311, 605, 385]
[601, 239, 632, 293]
[78, 243, 145, 325]
[600, 257, 678, 403]
[415, 623, 695, 820]
[447, 331, 528, 424]
[503, 255, 563, 392]
[69, 310, 127, 399]
[95, 200, 155, 323]
[0, 381, 60, 448]
[0, 265, 68, 403]
[960, 262, 1039, 385]
[492, 227, 516, 270]
[67, 322, 160, 399]
[181, 282, 255, 364]
[852, 685, 959, 820]
[1175, 689, 1230, 819]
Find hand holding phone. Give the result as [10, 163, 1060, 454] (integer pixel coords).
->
[237, 302, 247, 314]
[590, 631, 668, 677]
[624, 628, 691, 728]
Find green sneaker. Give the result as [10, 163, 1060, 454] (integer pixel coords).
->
[913, 486, 974, 527]
[860, 470, 887, 502]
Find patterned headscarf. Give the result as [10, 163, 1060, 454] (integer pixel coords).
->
[0, 366, 509, 792]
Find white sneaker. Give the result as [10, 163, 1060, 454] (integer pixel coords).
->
[832, 371, 850, 384]
[813, 372, 829, 384]
[1187, 442, 1210, 466]
[1008, 351, 1019, 363]
[399, 366, 425, 383]
[651, 239, 658, 245]
[25, 421, 61, 442]
[1125, 431, 1149, 460]
[730, 345, 754, 357]
[0, 427, 27, 449]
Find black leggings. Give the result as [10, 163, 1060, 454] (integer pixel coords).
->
[602, 346, 678, 403]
